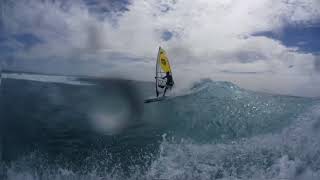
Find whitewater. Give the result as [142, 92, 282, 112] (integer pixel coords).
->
[0, 73, 320, 180]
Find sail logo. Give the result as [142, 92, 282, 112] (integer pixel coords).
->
[161, 58, 167, 65]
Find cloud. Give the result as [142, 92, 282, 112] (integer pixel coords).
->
[1, 0, 320, 96]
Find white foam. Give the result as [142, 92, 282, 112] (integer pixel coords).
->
[146, 105, 320, 180]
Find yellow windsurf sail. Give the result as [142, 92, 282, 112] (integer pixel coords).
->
[158, 47, 172, 73]
[154, 46, 174, 97]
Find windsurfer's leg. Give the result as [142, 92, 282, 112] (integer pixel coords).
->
[163, 87, 168, 97]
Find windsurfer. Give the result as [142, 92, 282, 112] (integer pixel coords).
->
[160, 72, 174, 96]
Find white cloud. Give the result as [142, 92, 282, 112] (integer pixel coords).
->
[1, 0, 320, 96]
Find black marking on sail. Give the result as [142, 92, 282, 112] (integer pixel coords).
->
[161, 58, 166, 65]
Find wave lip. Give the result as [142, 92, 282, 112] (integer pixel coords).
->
[156, 79, 313, 143]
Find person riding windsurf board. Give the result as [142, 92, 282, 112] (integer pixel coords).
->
[144, 47, 174, 103]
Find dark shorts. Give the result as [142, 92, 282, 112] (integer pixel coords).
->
[166, 81, 174, 87]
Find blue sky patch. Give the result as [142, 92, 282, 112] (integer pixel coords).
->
[253, 24, 320, 54]
[83, 0, 130, 14]
[14, 33, 43, 48]
[161, 31, 173, 41]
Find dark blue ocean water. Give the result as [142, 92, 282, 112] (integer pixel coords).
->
[0, 73, 320, 180]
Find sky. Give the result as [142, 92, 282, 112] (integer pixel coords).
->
[0, 0, 320, 97]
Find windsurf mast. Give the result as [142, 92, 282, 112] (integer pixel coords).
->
[155, 47, 160, 97]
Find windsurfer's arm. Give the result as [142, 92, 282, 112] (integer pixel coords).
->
[162, 75, 168, 79]
[155, 76, 165, 80]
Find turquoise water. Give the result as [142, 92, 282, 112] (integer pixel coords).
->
[1, 75, 319, 180]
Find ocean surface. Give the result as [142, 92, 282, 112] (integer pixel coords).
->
[0, 72, 320, 180]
